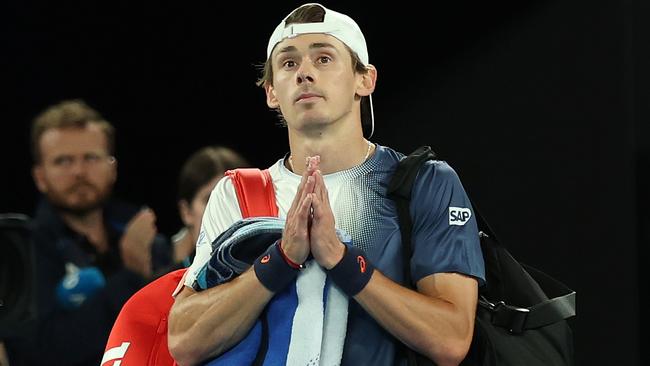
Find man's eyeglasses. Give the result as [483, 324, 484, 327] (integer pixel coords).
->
[48, 153, 116, 171]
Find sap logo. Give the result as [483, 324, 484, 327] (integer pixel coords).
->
[449, 207, 472, 226]
[101, 342, 130, 366]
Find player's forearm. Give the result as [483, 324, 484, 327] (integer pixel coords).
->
[168, 269, 273, 366]
[354, 272, 475, 366]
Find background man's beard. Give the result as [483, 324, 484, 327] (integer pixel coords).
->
[49, 185, 112, 217]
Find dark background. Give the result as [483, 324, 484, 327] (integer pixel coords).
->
[1, 1, 646, 365]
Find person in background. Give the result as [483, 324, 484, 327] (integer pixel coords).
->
[5, 99, 171, 366]
[172, 146, 250, 268]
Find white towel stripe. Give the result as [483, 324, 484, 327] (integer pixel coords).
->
[287, 262, 326, 365]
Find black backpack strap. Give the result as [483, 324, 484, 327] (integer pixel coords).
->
[480, 273, 576, 333]
[387, 146, 436, 201]
[387, 146, 435, 365]
[387, 145, 436, 287]
[489, 264, 576, 332]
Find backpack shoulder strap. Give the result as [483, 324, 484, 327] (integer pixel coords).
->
[225, 168, 278, 218]
[387, 145, 436, 287]
[387, 146, 436, 365]
[387, 145, 436, 202]
[223, 167, 276, 366]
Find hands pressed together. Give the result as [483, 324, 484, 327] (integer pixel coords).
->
[282, 156, 345, 269]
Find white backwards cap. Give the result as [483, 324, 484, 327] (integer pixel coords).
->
[266, 3, 375, 137]
[266, 3, 369, 64]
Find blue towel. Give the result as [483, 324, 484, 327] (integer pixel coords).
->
[192, 217, 351, 366]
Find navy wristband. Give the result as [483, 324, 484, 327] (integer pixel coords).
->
[254, 242, 298, 292]
[328, 245, 374, 297]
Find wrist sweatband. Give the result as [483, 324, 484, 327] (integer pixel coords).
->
[254, 241, 299, 292]
[327, 245, 375, 297]
[278, 240, 306, 269]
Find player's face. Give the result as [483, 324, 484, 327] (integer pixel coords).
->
[265, 33, 361, 132]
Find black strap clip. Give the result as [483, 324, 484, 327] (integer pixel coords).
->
[480, 296, 530, 334]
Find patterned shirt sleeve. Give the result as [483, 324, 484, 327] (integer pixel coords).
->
[409, 160, 485, 285]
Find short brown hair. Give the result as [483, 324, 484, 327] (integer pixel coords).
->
[178, 146, 250, 203]
[31, 99, 115, 163]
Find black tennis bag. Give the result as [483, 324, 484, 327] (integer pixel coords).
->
[387, 146, 576, 366]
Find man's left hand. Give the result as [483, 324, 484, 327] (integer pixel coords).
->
[309, 169, 345, 269]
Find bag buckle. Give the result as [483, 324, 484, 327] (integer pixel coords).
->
[480, 296, 530, 334]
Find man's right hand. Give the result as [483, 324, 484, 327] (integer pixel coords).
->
[281, 156, 320, 264]
[119, 208, 157, 278]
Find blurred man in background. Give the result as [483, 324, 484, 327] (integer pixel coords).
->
[5, 99, 171, 366]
